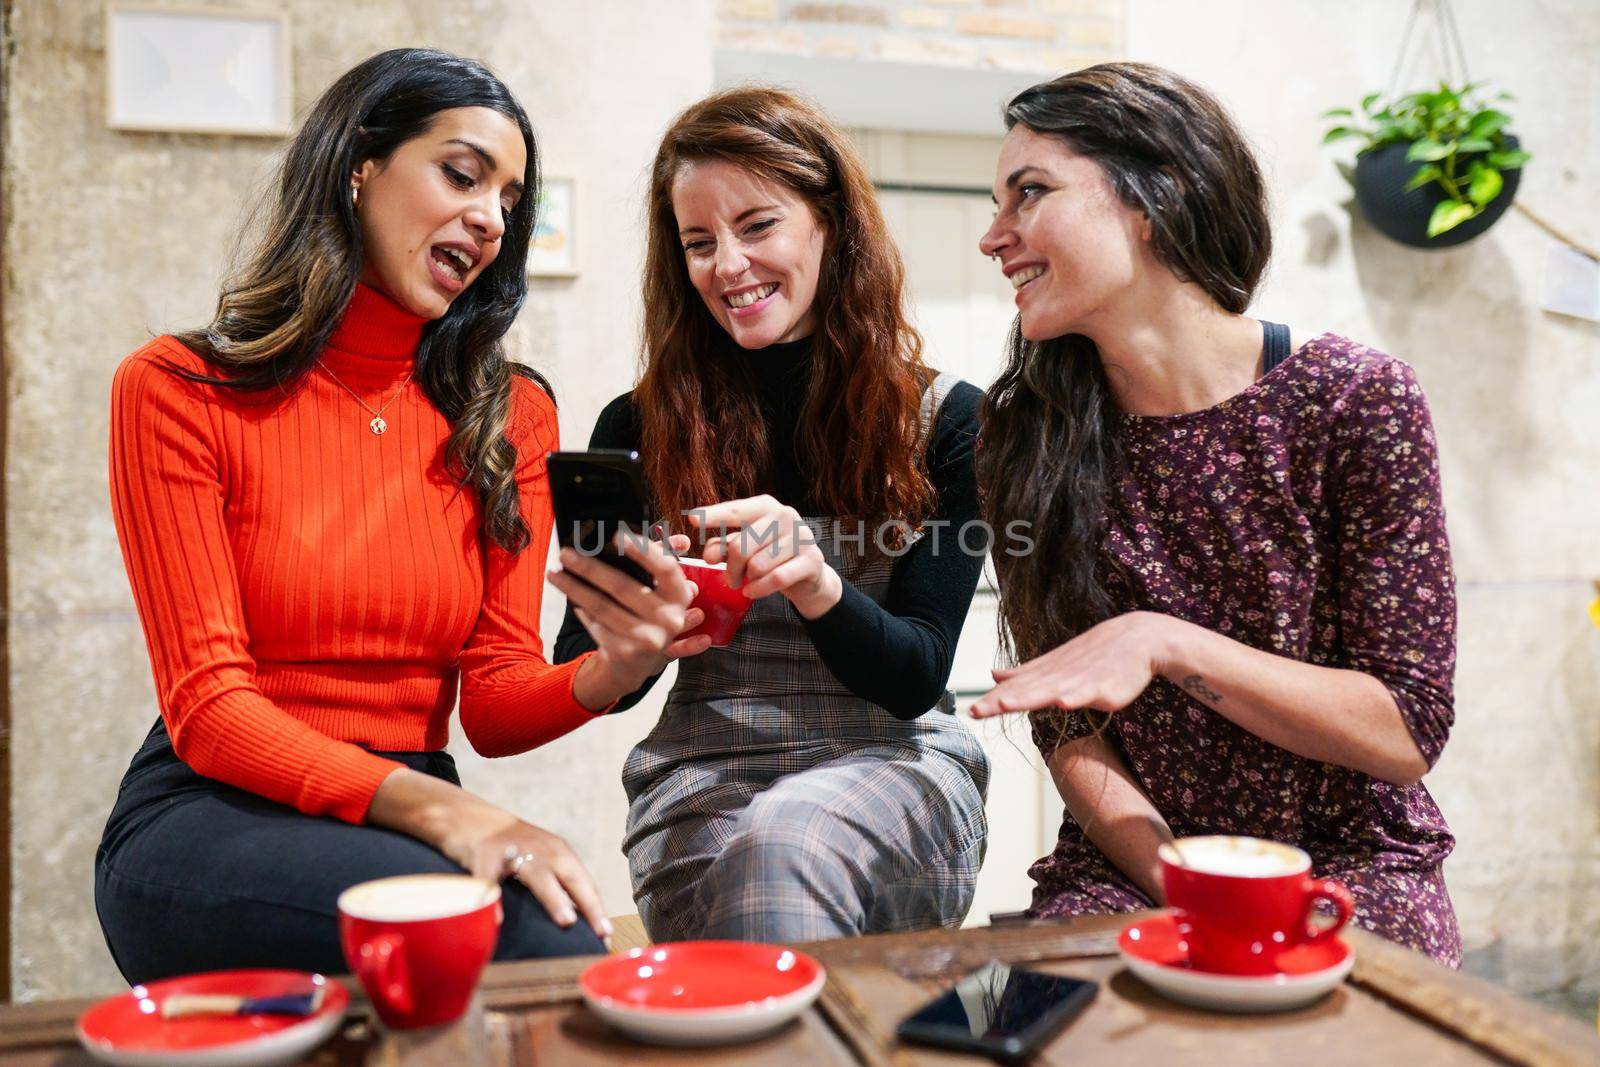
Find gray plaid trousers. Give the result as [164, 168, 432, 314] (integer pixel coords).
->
[620, 374, 990, 943]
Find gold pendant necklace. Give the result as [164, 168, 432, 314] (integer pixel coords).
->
[317, 361, 414, 436]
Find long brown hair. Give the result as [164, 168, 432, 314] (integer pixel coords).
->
[978, 63, 1272, 668]
[635, 86, 934, 535]
[173, 48, 548, 553]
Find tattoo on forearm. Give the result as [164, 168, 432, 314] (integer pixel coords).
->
[1181, 674, 1223, 703]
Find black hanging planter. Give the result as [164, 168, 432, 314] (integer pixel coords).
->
[1353, 135, 1521, 249]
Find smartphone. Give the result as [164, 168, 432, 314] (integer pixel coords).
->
[895, 961, 1097, 1064]
[546, 449, 655, 585]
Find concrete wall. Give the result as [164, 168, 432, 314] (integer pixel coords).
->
[1, 0, 713, 1000]
[729, 0, 1600, 1018]
[1120, 1, 1600, 1014]
[4, 0, 1597, 1013]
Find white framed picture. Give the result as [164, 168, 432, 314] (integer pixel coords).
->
[106, 3, 291, 136]
[529, 177, 579, 277]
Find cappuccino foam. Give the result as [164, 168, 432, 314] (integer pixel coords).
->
[339, 874, 498, 922]
[1164, 836, 1306, 878]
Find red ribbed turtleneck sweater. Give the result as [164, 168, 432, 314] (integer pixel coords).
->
[110, 284, 598, 823]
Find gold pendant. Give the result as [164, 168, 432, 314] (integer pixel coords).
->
[369, 416, 387, 435]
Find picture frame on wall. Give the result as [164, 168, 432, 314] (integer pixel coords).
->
[529, 177, 579, 278]
[106, 3, 291, 136]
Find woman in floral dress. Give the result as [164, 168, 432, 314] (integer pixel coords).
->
[970, 62, 1460, 964]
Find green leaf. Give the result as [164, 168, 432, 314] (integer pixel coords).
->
[1468, 110, 1510, 138]
[1487, 148, 1531, 169]
[1321, 107, 1354, 119]
[1361, 91, 1383, 113]
[1468, 166, 1504, 205]
[1427, 86, 1461, 111]
[1456, 137, 1495, 153]
[1322, 126, 1366, 144]
[1407, 139, 1454, 162]
[1428, 199, 1479, 237]
[1403, 163, 1443, 192]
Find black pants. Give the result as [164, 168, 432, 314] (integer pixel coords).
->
[95, 721, 604, 985]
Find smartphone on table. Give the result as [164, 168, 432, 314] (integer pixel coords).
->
[895, 961, 1097, 1064]
[546, 449, 655, 585]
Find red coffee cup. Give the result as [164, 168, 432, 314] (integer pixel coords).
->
[677, 558, 753, 647]
[1158, 835, 1353, 976]
[337, 874, 501, 1030]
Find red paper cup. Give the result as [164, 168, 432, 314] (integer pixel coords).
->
[1158, 835, 1353, 976]
[677, 558, 752, 647]
[337, 874, 501, 1030]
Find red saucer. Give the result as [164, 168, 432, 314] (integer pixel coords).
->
[1118, 913, 1354, 1013]
[580, 941, 826, 1045]
[77, 969, 348, 1066]
[1119, 912, 1349, 975]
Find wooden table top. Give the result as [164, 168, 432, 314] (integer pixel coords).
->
[2, 913, 1595, 1066]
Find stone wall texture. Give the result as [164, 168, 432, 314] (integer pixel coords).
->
[1122, 1, 1600, 1018]
[3, 0, 1597, 1017]
[1, 0, 714, 1000]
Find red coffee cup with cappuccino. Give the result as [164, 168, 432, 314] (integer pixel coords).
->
[1158, 835, 1353, 976]
[337, 874, 501, 1030]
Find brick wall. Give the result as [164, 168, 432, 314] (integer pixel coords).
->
[716, 0, 1124, 72]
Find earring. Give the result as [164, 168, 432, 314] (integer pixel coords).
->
[351, 183, 360, 208]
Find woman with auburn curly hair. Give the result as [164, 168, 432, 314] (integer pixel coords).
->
[552, 86, 990, 942]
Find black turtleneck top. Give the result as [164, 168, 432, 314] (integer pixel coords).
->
[553, 336, 984, 719]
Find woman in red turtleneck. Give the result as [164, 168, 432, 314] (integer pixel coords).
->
[96, 49, 689, 984]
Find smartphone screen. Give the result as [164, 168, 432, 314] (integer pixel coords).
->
[896, 961, 1096, 1063]
[546, 450, 654, 585]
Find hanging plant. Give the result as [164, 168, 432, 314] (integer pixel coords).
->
[1323, 82, 1530, 248]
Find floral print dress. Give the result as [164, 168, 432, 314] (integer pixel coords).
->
[1026, 334, 1462, 965]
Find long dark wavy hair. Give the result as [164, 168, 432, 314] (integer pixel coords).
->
[173, 48, 548, 553]
[978, 62, 1272, 668]
[635, 86, 936, 538]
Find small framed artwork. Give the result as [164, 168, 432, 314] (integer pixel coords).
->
[106, 3, 291, 136]
[529, 177, 579, 278]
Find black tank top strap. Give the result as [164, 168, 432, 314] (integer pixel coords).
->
[1260, 320, 1293, 375]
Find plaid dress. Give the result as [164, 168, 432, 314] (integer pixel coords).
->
[621, 374, 991, 943]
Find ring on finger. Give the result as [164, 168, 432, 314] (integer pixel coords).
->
[503, 844, 537, 875]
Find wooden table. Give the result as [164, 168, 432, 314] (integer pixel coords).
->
[3, 913, 1595, 1066]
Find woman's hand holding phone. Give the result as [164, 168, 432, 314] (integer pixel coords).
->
[692, 495, 843, 620]
[552, 532, 715, 711]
